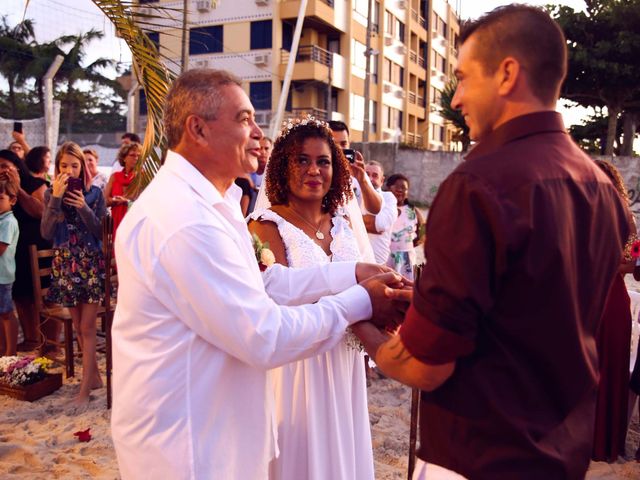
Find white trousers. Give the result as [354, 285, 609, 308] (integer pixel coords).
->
[412, 458, 468, 480]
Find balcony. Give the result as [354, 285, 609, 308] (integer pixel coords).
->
[284, 107, 329, 122]
[281, 45, 332, 67]
[404, 132, 424, 147]
[411, 9, 427, 30]
[280, 0, 345, 33]
[280, 45, 335, 83]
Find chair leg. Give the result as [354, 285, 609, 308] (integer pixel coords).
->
[64, 318, 74, 378]
[106, 313, 113, 409]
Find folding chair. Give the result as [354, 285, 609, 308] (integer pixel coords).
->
[29, 244, 75, 378]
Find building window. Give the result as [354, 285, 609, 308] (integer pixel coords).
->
[384, 58, 392, 82]
[328, 36, 340, 54]
[370, 100, 378, 133]
[250, 20, 272, 50]
[189, 25, 223, 55]
[250, 82, 271, 110]
[432, 124, 445, 142]
[146, 31, 159, 50]
[371, 57, 378, 84]
[282, 22, 293, 51]
[399, 66, 404, 88]
[395, 19, 405, 43]
[384, 11, 393, 35]
[352, 40, 367, 70]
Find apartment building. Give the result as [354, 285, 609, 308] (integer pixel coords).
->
[138, 0, 460, 149]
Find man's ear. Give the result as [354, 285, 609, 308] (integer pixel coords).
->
[496, 56, 521, 97]
[184, 115, 207, 145]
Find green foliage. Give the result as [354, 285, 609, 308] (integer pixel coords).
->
[439, 78, 470, 151]
[551, 1, 640, 154]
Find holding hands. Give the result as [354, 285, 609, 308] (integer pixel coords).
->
[357, 264, 413, 332]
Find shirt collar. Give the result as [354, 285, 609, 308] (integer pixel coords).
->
[0, 210, 14, 221]
[163, 150, 242, 206]
[465, 111, 567, 161]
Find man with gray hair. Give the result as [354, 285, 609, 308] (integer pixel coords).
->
[110, 69, 407, 479]
[364, 161, 398, 264]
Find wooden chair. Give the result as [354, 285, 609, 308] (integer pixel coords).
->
[102, 214, 118, 408]
[29, 245, 75, 378]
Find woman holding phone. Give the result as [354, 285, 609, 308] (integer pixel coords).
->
[41, 142, 106, 407]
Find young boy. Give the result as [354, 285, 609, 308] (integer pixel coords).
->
[0, 179, 19, 356]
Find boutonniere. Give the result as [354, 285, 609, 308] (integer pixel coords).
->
[252, 233, 276, 271]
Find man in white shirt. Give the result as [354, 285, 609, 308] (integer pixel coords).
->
[110, 69, 407, 479]
[328, 121, 381, 262]
[364, 161, 398, 264]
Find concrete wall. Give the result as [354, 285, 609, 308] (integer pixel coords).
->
[353, 143, 640, 219]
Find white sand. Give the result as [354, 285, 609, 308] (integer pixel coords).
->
[1, 352, 639, 479]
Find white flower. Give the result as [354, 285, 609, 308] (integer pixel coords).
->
[260, 248, 276, 267]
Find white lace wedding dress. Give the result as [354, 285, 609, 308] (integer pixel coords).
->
[250, 208, 375, 480]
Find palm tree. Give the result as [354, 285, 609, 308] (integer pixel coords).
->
[90, 0, 177, 195]
[23, 39, 66, 110]
[54, 29, 121, 134]
[440, 79, 471, 152]
[0, 16, 35, 118]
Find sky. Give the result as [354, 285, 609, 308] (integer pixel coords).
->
[4, 0, 592, 126]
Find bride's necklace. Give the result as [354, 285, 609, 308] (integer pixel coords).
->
[288, 207, 325, 240]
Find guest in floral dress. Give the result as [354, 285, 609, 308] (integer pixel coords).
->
[386, 173, 425, 280]
[41, 142, 106, 406]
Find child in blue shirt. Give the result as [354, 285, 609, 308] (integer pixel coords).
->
[0, 178, 19, 356]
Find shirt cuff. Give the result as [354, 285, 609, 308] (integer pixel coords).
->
[399, 303, 475, 364]
[327, 261, 358, 294]
[332, 284, 372, 325]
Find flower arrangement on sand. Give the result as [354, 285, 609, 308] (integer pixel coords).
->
[0, 356, 53, 387]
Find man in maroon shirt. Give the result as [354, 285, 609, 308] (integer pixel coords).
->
[353, 5, 630, 479]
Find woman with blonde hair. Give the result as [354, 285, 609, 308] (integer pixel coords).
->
[41, 141, 106, 406]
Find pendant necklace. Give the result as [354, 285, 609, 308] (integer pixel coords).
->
[289, 207, 325, 240]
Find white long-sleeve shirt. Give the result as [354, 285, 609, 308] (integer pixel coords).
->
[111, 151, 371, 480]
[366, 190, 398, 264]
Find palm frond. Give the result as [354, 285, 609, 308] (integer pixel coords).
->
[91, 0, 180, 196]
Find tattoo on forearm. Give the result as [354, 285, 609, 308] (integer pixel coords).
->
[388, 337, 412, 363]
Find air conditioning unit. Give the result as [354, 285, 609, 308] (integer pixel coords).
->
[395, 89, 406, 99]
[255, 0, 269, 5]
[255, 111, 272, 125]
[195, 0, 211, 12]
[253, 54, 269, 65]
[397, 0, 407, 9]
[194, 59, 209, 68]
[384, 36, 394, 47]
[396, 45, 407, 55]
[383, 83, 392, 93]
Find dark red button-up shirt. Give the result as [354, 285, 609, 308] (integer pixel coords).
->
[400, 111, 630, 479]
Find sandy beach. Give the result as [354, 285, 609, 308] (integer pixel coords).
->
[1, 350, 639, 479]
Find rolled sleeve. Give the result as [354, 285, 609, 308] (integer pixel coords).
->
[399, 173, 504, 364]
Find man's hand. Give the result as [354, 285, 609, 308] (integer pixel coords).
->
[359, 272, 411, 330]
[355, 262, 414, 288]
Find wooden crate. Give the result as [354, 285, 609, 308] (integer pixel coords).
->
[0, 373, 63, 402]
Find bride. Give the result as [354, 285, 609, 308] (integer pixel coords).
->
[248, 118, 375, 480]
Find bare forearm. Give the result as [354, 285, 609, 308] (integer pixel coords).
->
[361, 183, 382, 214]
[18, 189, 44, 218]
[352, 321, 455, 391]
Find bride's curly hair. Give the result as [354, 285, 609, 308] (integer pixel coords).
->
[265, 121, 353, 214]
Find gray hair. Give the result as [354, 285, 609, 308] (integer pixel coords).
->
[164, 69, 243, 148]
[366, 160, 384, 173]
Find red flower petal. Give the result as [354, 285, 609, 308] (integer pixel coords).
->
[73, 428, 91, 442]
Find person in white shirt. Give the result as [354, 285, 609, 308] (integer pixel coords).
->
[110, 68, 408, 480]
[363, 161, 398, 264]
[328, 121, 381, 262]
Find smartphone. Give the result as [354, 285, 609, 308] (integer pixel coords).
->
[66, 177, 84, 193]
[342, 148, 356, 164]
[13, 121, 22, 134]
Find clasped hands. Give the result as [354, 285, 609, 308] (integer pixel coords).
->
[355, 263, 413, 332]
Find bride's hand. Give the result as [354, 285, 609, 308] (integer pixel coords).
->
[355, 262, 413, 287]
